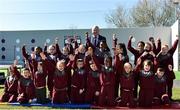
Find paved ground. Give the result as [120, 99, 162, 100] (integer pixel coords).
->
[174, 80, 180, 88]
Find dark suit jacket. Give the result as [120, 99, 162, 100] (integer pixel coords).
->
[88, 35, 110, 51]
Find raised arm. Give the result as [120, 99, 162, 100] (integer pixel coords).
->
[127, 36, 139, 55]
[133, 58, 142, 73]
[66, 54, 74, 69]
[168, 65, 176, 80]
[40, 52, 55, 74]
[72, 49, 78, 69]
[74, 36, 79, 50]
[29, 52, 38, 79]
[24, 58, 34, 79]
[69, 44, 74, 54]
[91, 54, 101, 72]
[43, 42, 48, 54]
[114, 54, 124, 74]
[156, 38, 161, 55]
[112, 34, 117, 49]
[85, 32, 96, 50]
[168, 35, 179, 55]
[12, 60, 22, 79]
[153, 56, 158, 73]
[112, 34, 117, 55]
[29, 59, 37, 80]
[84, 54, 91, 70]
[56, 43, 63, 58]
[22, 45, 29, 60]
[149, 37, 157, 54]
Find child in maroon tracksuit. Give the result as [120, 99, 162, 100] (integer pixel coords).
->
[153, 67, 170, 106]
[85, 48, 101, 105]
[44, 43, 57, 99]
[115, 54, 135, 107]
[28, 52, 48, 103]
[94, 55, 116, 106]
[149, 37, 161, 55]
[157, 36, 179, 100]
[139, 42, 155, 65]
[13, 60, 35, 104]
[127, 36, 145, 98]
[22, 45, 42, 62]
[70, 51, 87, 103]
[86, 32, 111, 65]
[0, 64, 18, 103]
[112, 35, 129, 98]
[44, 51, 74, 104]
[51, 55, 74, 104]
[136, 58, 156, 107]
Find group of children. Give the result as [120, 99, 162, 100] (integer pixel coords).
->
[0, 32, 179, 108]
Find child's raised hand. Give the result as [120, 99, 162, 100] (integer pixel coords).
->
[88, 47, 93, 56]
[129, 35, 133, 40]
[149, 51, 155, 57]
[74, 35, 77, 42]
[118, 53, 123, 61]
[157, 37, 161, 42]
[24, 59, 29, 67]
[176, 35, 179, 40]
[112, 34, 116, 40]
[23, 44, 26, 47]
[13, 59, 18, 67]
[85, 32, 89, 38]
[40, 52, 46, 60]
[65, 37, 71, 44]
[55, 37, 59, 44]
[69, 54, 75, 61]
[44, 42, 47, 47]
[168, 65, 173, 71]
[149, 37, 155, 43]
[75, 48, 79, 55]
[31, 52, 36, 59]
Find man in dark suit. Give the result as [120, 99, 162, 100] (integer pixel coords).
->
[89, 25, 110, 51]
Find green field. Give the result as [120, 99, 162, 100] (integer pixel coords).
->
[175, 71, 180, 80]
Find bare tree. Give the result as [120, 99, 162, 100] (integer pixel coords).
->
[105, 5, 132, 27]
[106, 0, 177, 27]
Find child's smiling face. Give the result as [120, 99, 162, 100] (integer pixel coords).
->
[124, 63, 132, 73]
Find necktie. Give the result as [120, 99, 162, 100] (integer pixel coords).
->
[94, 37, 97, 46]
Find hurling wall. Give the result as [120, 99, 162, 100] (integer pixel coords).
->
[0, 27, 171, 66]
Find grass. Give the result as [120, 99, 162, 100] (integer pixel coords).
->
[0, 85, 54, 109]
[172, 88, 180, 100]
[0, 68, 22, 77]
[175, 71, 180, 80]
[0, 69, 7, 76]
[0, 105, 53, 109]
[0, 85, 179, 109]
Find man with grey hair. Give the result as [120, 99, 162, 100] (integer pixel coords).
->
[89, 26, 109, 51]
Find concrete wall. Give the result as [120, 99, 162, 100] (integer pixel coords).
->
[171, 20, 180, 71]
[0, 27, 171, 66]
